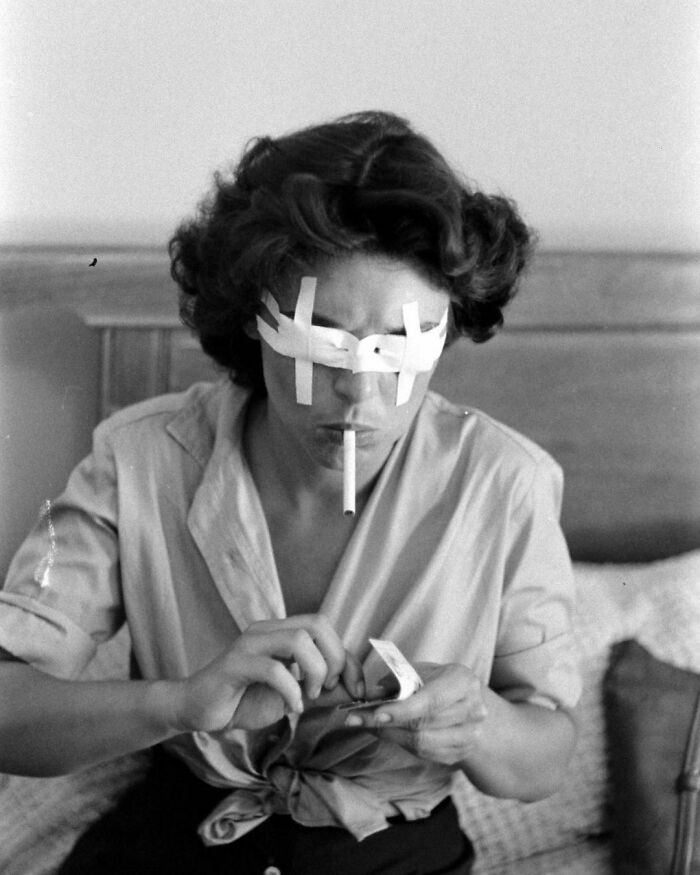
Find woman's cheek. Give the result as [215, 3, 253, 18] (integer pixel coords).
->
[262, 349, 297, 399]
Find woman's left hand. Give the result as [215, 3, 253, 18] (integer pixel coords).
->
[344, 662, 488, 766]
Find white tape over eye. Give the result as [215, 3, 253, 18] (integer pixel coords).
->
[256, 276, 448, 405]
[294, 276, 315, 405]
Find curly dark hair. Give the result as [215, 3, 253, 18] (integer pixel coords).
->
[169, 111, 534, 393]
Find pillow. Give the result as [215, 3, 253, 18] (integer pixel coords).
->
[0, 754, 150, 875]
[604, 639, 700, 875]
[452, 549, 700, 874]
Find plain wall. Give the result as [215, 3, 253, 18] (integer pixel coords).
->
[2, 0, 699, 251]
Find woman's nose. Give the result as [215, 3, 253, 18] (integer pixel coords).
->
[331, 368, 376, 403]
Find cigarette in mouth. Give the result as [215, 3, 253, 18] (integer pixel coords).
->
[343, 427, 356, 517]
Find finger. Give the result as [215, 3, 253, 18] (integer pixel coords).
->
[364, 670, 399, 701]
[249, 615, 346, 687]
[372, 667, 484, 726]
[241, 627, 328, 699]
[375, 725, 442, 756]
[291, 614, 346, 686]
[303, 681, 355, 711]
[373, 725, 482, 765]
[339, 651, 365, 699]
[346, 696, 469, 730]
[368, 685, 456, 727]
[236, 655, 304, 715]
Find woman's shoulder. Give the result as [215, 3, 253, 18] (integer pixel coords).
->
[95, 379, 218, 434]
[94, 379, 245, 463]
[421, 390, 562, 483]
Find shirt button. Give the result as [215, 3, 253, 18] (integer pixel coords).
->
[264, 867, 281, 875]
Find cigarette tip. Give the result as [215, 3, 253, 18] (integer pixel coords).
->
[344, 509, 355, 517]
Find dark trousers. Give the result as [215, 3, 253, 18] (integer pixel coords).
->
[59, 749, 475, 874]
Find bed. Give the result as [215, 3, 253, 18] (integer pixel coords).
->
[1, 246, 699, 873]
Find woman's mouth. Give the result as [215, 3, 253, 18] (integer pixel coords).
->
[318, 424, 379, 447]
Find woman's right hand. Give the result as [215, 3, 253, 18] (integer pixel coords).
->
[169, 615, 362, 732]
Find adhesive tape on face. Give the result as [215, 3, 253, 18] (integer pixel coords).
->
[256, 277, 448, 405]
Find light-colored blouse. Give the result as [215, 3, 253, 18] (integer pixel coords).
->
[0, 380, 580, 844]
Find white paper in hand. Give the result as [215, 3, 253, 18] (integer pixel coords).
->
[338, 638, 423, 711]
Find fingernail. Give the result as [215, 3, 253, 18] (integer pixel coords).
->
[376, 712, 392, 724]
[325, 675, 339, 690]
[355, 680, 366, 699]
[345, 714, 362, 728]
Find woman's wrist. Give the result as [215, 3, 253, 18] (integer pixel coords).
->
[143, 678, 189, 739]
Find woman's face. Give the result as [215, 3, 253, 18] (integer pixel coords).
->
[257, 253, 450, 474]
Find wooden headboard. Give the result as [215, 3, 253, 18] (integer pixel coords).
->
[2, 247, 699, 563]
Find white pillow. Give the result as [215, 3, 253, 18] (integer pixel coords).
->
[453, 549, 700, 874]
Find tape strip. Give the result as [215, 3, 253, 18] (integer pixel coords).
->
[294, 277, 316, 405]
[260, 290, 280, 320]
[396, 301, 421, 406]
[255, 277, 449, 407]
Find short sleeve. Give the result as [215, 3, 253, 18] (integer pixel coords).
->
[489, 458, 581, 710]
[0, 423, 124, 678]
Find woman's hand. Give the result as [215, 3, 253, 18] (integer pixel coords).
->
[170, 614, 363, 733]
[344, 662, 487, 766]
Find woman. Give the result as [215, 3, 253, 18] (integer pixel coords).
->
[0, 111, 580, 874]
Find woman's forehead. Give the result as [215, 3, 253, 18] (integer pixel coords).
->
[276, 253, 449, 329]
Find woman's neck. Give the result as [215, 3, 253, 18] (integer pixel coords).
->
[243, 397, 363, 517]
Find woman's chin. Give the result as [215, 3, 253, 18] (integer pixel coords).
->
[309, 440, 346, 472]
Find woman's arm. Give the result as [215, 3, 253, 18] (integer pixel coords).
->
[0, 614, 361, 777]
[0, 661, 177, 776]
[345, 662, 577, 801]
[461, 686, 577, 800]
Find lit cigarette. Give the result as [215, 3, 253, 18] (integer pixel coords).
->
[343, 427, 356, 516]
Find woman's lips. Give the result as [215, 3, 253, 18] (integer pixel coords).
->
[318, 425, 379, 447]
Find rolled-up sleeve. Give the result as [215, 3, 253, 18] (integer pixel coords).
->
[0, 423, 124, 678]
[489, 459, 581, 710]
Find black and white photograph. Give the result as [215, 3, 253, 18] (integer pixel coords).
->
[1, 2, 699, 873]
